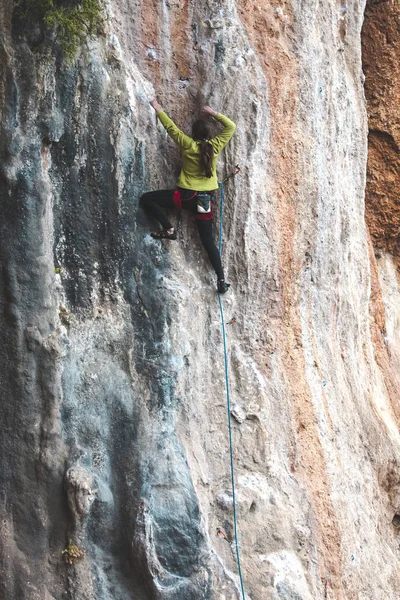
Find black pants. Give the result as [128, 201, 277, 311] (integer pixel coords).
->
[140, 189, 224, 280]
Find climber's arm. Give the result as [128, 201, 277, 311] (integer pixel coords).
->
[201, 106, 236, 153]
[150, 99, 192, 150]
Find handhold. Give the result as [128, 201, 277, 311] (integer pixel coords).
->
[231, 404, 246, 424]
[65, 466, 97, 520]
[216, 492, 233, 510]
[146, 48, 158, 61]
[207, 18, 224, 29]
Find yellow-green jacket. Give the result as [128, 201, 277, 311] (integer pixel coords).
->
[157, 111, 236, 191]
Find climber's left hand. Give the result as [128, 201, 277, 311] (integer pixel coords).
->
[150, 99, 162, 112]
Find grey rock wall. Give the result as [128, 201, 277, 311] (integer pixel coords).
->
[1, 1, 400, 599]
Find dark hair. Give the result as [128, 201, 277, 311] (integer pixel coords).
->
[192, 119, 213, 178]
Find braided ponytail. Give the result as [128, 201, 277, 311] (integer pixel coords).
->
[199, 140, 214, 178]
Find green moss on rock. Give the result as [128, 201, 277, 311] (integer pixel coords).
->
[17, 0, 105, 62]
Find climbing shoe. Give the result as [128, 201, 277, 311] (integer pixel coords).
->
[151, 229, 177, 240]
[217, 279, 230, 294]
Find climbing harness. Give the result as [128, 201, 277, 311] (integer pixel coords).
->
[172, 189, 198, 209]
[173, 188, 214, 220]
[217, 168, 246, 600]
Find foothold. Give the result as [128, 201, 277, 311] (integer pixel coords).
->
[216, 492, 233, 510]
[231, 404, 246, 424]
[153, 256, 161, 266]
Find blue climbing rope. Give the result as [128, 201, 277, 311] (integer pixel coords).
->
[217, 181, 246, 600]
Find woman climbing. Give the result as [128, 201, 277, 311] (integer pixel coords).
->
[140, 99, 236, 294]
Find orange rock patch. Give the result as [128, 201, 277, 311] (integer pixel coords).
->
[238, 2, 345, 596]
[362, 0, 400, 262]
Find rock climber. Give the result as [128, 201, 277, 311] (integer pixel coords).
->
[140, 99, 236, 294]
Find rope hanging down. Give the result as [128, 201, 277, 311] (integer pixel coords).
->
[217, 169, 246, 600]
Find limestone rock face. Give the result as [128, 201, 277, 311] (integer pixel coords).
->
[1, 1, 400, 599]
[362, 0, 400, 259]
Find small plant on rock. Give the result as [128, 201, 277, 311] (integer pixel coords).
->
[62, 540, 85, 564]
[16, 0, 105, 62]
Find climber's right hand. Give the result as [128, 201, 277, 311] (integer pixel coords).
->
[201, 106, 217, 118]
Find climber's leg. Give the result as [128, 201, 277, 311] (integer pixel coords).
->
[195, 219, 227, 286]
[140, 190, 175, 231]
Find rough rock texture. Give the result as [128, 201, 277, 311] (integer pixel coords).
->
[1, 1, 400, 599]
[362, 0, 400, 258]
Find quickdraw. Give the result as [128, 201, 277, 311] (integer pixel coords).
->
[216, 526, 229, 541]
[223, 163, 241, 183]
